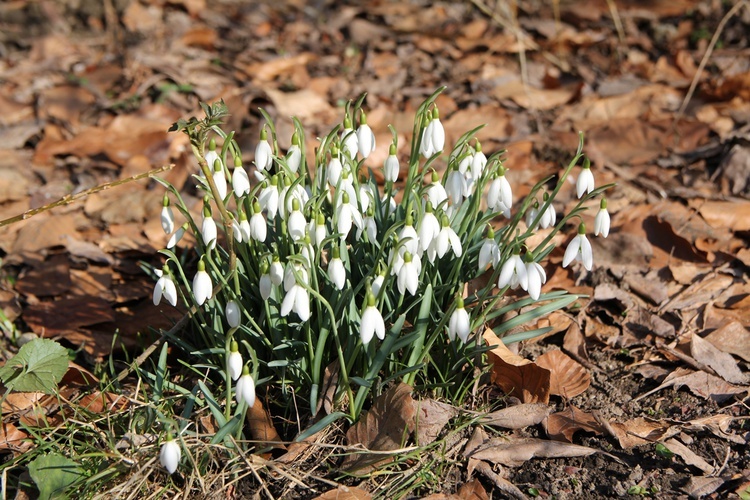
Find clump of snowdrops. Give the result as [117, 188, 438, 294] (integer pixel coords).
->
[152, 88, 612, 470]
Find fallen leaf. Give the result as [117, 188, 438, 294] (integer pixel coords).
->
[246, 400, 285, 451]
[698, 201, 750, 232]
[479, 403, 551, 429]
[608, 417, 679, 449]
[414, 398, 459, 446]
[23, 297, 116, 337]
[468, 437, 597, 467]
[683, 476, 725, 499]
[704, 321, 750, 363]
[0, 421, 32, 454]
[690, 333, 748, 385]
[535, 349, 591, 398]
[456, 479, 489, 500]
[484, 328, 551, 404]
[546, 405, 605, 442]
[663, 438, 714, 475]
[313, 486, 372, 500]
[635, 367, 748, 403]
[683, 415, 746, 445]
[78, 391, 128, 413]
[343, 383, 416, 473]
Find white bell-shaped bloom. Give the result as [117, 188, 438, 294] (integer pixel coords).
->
[418, 204, 441, 255]
[525, 260, 547, 301]
[225, 300, 241, 328]
[478, 227, 500, 271]
[167, 223, 187, 249]
[563, 224, 594, 271]
[420, 118, 436, 158]
[311, 213, 327, 247]
[231, 216, 243, 243]
[235, 367, 256, 407]
[228, 341, 243, 380]
[356, 111, 376, 159]
[470, 142, 487, 181]
[286, 132, 302, 173]
[341, 115, 359, 158]
[269, 257, 284, 286]
[539, 200, 556, 229]
[425, 170, 448, 209]
[259, 272, 272, 301]
[255, 128, 273, 171]
[448, 298, 471, 343]
[594, 198, 610, 238]
[432, 215, 462, 260]
[360, 293, 385, 345]
[445, 170, 466, 206]
[327, 249, 346, 290]
[232, 158, 251, 197]
[287, 199, 307, 241]
[335, 192, 363, 239]
[249, 204, 267, 243]
[160, 196, 174, 235]
[383, 143, 399, 183]
[576, 163, 595, 199]
[525, 202, 540, 231]
[153, 271, 178, 307]
[160, 437, 181, 474]
[430, 109, 445, 153]
[397, 252, 421, 296]
[371, 273, 385, 298]
[357, 208, 377, 242]
[327, 149, 343, 187]
[281, 263, 310, 321]
[258, 178, 280, 219]
[398, 215, 420, 256]
[203, 139, 220, 179]
[497, 252, 528, 291]
[193, 260, 212, 306]
[211, 159, 227, 200]
[487, 171, 512, 216]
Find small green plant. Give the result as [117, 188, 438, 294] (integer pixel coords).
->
[150, 87, 612, 466]
[655, 442, 674, 459]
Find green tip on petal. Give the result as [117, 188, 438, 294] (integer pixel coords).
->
[425, 201, 434, 213]
[230, 340, 238, 352]
[578, 223, 586, 235]
[432, 107, 440, 119]
[498, 165, 506, 176]
[343, 115, 352, 129]
[316, 212, 325, 225]
[456, 295, 464, 309]
[331, 245, 340, 259]
[389, 143, 397, 155]
[600, 198, 608, 209]
[165, 431, 174, 441]
[292, 198, 300, 211]
[260, 259, 269, 273]
[475, 140, 482, 152]
[213, 159, 222, 172]
[162, 194, 170, 207]
[260, 127, 268, 140]
[239, 210, 248, 221]
[342, 191, 350, 204]
[270, 175, 278, 186]
[234, 155, 242, 168]
[203, 205, 211, 218]
[440, 214, 450, 227]
[331, 145, 339, 156]
[487, 225, 495, 239]
[431, 170, 439, 183]
[360, 110, 367, 124]
[241, 365, 250, 376]
[367, 292, 376, 307]
[543, 192, 550, 201]
[197, 259, 206, 272]
[582, 157, 591, 170]
[253, 201, 261, 213]
[403, 251, 413, 263]
[208, 138, 216, 151]
[405, 213, 413, 226]
[292, 131, 300, 145]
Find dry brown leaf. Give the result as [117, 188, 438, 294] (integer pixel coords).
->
[484, 328, 550, 404]
[1, 392, 46, 416]
[468, 437, 597, 467]
[563, 321, 589, 364]
[246, 400, 285, 451]
[23, 297, 116, 336]
[546, 405, 606, 442]
[698, 201, 750, 232]
[313, 486, 372, 500]
[0, 421, 31, 454]
[683, 415, 746, 445]
[684, 476, 725, 499]
[690, 333, 748, 385]
[414, 399, 459, 446]
[704, 321, 750, 363]
[456, 479, 490, 500]
[479, 403, 551, 429]
[635, 367, 748, 403]
[78, 391, 128, 413]
[609, 417, 679, 449]
[663, 438, 714, 475]
[342, 383, 416, 473]
[536, 349, 591, 398]
[472, 461, 527, 499]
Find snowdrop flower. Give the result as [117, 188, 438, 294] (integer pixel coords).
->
[227, 340, 242, 380]
[153, 269, 178, 307]
[526, 201, 540, 231]
[167, 223, 187, 249]
[357, 206, 377, 242]
[470, 141, 487, 181]
[238, 211, 251, 242]
[258, 177, 280, 219]
[193, 259, 212, 306]
[594, 198, 610, 238]
[563, 223, 593, 271]
[478, 226, 500, 271]
[287, 199, 307, 241]
[445, 169, 467, 206]
[420, 116, 436, 158]
[487, 168, 512, 218]
[229, 214, 243, 243]
[235, 366, 256, 407]
[203, 138, 220, 179]
[497, 250, 528, 291]
[259, 261, 272, 300]
[576, 160, 595, 199]
[341, 115, 359, 159]
[356, 110, 376, 159]
[425, 170, 448, 209]
[279, 180, 310, 219]
[160, 195, 174, 234]
[269, 256, 284, 286]
[448, 296, 471, 343]
[336, 191, 363, 239]
[286, 132, 302, 173]
[399, 214, 420, 256]
[397, 251, 421, 296]
[160, 435, 181, 474]
[457, 152, 472, 175]
[211, 158, 227, 200]
[433, 214, 462, 260]
[360, 292, 385, 345]
[201, 207, 217, 250]
[311, 212, 327, 247]
[225, 300, 241, 329]
[419, 107, 445, 157]
[418, 202, 440, 255]
[539, 194, 556, 230]
[255, 127, 273, 171]
[383, 143, 399, 183]
[327, 247, 346, 290]
[327, 146, 344, 187]
[232, 156, 251, 197]
[281, 263, 310, 321]
[525, 258, 547, 301]
[371, 272, 385, 298]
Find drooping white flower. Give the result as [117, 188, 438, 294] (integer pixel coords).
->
[594, 198, 610, 238]
[341, 115, 359, 159]
[360, 292, 385, 345]
[327, 247, 346, 290]
[497, 251, 528, 291]
[286, 132, 302, 173]
[458, 152, 473, 175]
[228, 341, 242, 380]
[445, 170, 467, 206]
[525, 260, 547, 301]
[167, 223, 187, 249]
[160, 195, 174, 234]
[225, 300, 241, 328]
[562, 223, 593, 271]
[238, 214, 251, 242]
[487, 169, 512, 218]
[269, 256, 284, 286]
[203, 138, 220, 179]
[539, 199, 556, 229]
[425, 170, 448, 209]
[478, 226, 500, 271]
[153, 270, 178, 307]
[576, 162, 595, 199]
[193, 260, 212, 306]
[279, 181, 310, 219]
[248, 203, 267, 242]
[335, 191, 363, 239]
[160, 436, 181, 474]
[448, 297, 471, 343]
[311, 212, 327, 247]
[281, 263, 310, 321]
[235, 366, 256, 407]
[287, 199, 307, 241]
[258, 177, 280, 219]
[383, 143, 399, 183]
[371, 272, 385, 298]
[418, 202, 441, 255]
[232, 156, 251, 197]
[432, 215, 462, 260]
[300, 236, 315, 269]
[230, 215, 243, 243]
[357, 207, 377, 242]
[470, 141, 487, 181]
[201, 212, 218, 250]
[525, 201, 540, 231]
[429, 108, 445, 153]
[211, 158, 227, 200]
[398, 214, 420, 256]
[259, 261, 272, 300]
[356, 111, 376, 159]
[327, 147, 344, 187]
[255, 128, 273, 171]
[420, 117, 436, 158]
[397, 252, 421, 296]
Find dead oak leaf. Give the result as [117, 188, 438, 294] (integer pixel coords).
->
[467, 437, 597, 467]
[414, 398, 459, 446]
[535, 349, 591, 398]
[546, 405, 606, 442]
[484, 328, 550, 404]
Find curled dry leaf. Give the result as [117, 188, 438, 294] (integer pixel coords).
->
[546, 405, 606, 442]
[0, 421, 32, 454]
[704, 321, 750, 363]
[313, 485, 372, 500]
[663, 438, 715, 475]
[535, 349, 591, 398]
[479, 403, 551, 429]
[634, 367, 748, 403]
[484, 328, 550, 404]
[608, 417, 679, 449]
[414, 398, 459, 446]
[467, 437, 597, 467]
[246, 400, 285, 451]
[690, 333, 748, 385]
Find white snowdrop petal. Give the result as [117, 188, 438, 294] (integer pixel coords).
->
[562, 235, 580, 268]
[160, 440, 181, 474]
[580, 235, 593, 270]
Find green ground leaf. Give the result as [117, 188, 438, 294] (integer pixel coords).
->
[28, 453, 84, 500]
[0, 338, 68, 394]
